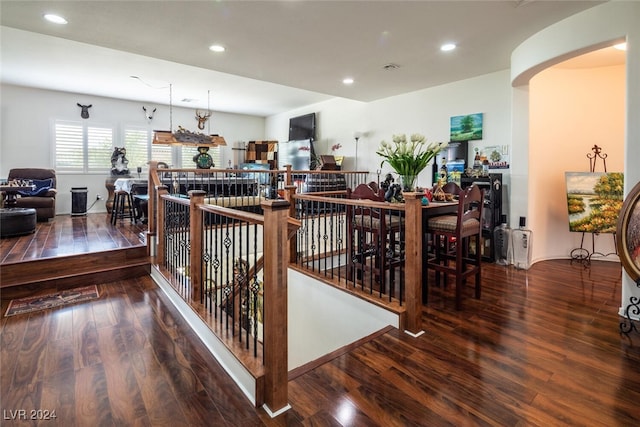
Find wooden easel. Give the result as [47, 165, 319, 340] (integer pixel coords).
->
[570, 145, 618, 265]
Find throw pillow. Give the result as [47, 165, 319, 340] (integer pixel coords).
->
[17, 178, 53, 197]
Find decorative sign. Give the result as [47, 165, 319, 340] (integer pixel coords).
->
[152, 130, 226, 147]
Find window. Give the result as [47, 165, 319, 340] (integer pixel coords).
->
[55, 120, 113, 172]
[123, 127, 173, 169]
[55, 121, 217, 172]
[123, 128, 148, 170]
[152, 144, 173, 167]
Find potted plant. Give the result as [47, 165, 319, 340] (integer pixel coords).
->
[377, 134, 448, 191]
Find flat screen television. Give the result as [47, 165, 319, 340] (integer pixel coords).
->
[289, 113, 316, 142]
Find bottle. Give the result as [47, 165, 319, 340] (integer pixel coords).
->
[473, 149, 482, 170]
[432, 160, 439, 186]
[512, 216, 532, 270]
[439, 157, 448, 183]
[493, 214, 511, 266]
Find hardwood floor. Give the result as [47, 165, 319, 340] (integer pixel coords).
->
[2, 215, 639, 425]
[0, 213, 146, 264]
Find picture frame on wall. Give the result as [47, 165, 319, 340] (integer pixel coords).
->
[565, 171, 624, 234]
[617, 180, 640, 282]
[450, 113, 483, 141]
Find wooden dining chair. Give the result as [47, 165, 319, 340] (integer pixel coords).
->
[426, 184, 484, 310]
[346, 183, 404, 295]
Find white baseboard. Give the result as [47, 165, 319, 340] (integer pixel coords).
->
[149, 266, 258, 406]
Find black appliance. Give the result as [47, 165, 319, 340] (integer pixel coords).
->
[460, 173, 502, 261]
[288, 113, 316, 142]
[446, 140, 468, 164]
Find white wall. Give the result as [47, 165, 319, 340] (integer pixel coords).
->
[1, 84, 265, 214]
[288, 269, 398, 370]
[266, 70, 513, 194]
[510, 0, 640, 315]
[265, 97, 368, 171]
[529, 64, 625, 261]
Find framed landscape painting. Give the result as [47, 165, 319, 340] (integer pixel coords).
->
[450, 113, 483, 142]
[565, 171, 624, 233]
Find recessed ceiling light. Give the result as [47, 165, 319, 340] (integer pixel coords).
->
[209, 45, 226, 53]
[440, 43, 456, 52]
[343, 78, 354, 85]
[614, 42, 627, 51]
[43, 14, 68, 25]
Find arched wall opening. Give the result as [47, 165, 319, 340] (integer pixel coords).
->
[509, 1, 640, 315]
[528, 47, 625, 262]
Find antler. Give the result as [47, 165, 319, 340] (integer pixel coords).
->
[195, 110, 212, 130]
[195, 110, 211, 119]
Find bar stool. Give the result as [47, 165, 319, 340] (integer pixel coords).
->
[111, 190, 134, 225]
[346, 183, 404, 294]
[426, 184, 484, 310]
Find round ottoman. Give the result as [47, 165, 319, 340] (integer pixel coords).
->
[0, 208, 37, 238]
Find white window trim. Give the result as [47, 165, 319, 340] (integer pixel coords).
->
[53, 118, 115, 174]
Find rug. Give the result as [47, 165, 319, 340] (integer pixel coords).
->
[4, 285, 100, 317]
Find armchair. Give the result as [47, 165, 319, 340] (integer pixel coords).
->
[6, 168, 57, 221]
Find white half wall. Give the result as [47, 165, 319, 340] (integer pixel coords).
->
[288, 269, 398, 370]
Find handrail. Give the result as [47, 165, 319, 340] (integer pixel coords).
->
[153, 186, 290, 413]
[199, 201, 266, 224]
[295, 192, 408, 210]
[147, 162, 425, 413]
[290, 191, 424, 332]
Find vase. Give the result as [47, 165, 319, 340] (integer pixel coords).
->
[399, 175, 417, 191]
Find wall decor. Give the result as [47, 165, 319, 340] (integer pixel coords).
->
[450, 113, 483, 141]
[142, 106, 156, 122]
[245, 140, 278, 170]
[617, 180, 640, 282]
[473, 144, 510, 169]
[617, 180, 640, 336]
[77, 103, 92, 119]
[565, 171, 624, 234]
[195, 110, 211, 130]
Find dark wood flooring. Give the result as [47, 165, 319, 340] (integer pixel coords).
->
[2, 214, 640, 426]
[0, 213, 146, 264]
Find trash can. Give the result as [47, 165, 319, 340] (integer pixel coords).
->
[71, 187, 88, 216]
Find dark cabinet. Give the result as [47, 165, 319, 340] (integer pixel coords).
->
[460, 173, 503, 261]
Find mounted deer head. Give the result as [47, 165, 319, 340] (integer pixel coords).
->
[195, 110, 211, 130]
[142, 106, 157, 122]
[77, 103, 92, 119]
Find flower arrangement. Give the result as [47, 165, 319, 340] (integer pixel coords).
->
[377, 134, 448, 189]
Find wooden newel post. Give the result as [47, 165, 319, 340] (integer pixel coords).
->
[283, 185, 298, 262]
[403, 192, 424, 336]
[284, 164, 292, 186]
[261, 198, 291, 416]
[189, 190, 206, 304]
[156, 186, 169, 266]
[147, 161, 160, 238]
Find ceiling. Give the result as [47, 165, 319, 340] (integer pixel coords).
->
[0, 0, 612, 117]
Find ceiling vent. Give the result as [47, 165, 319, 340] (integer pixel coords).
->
[382, 63, 400, 71]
